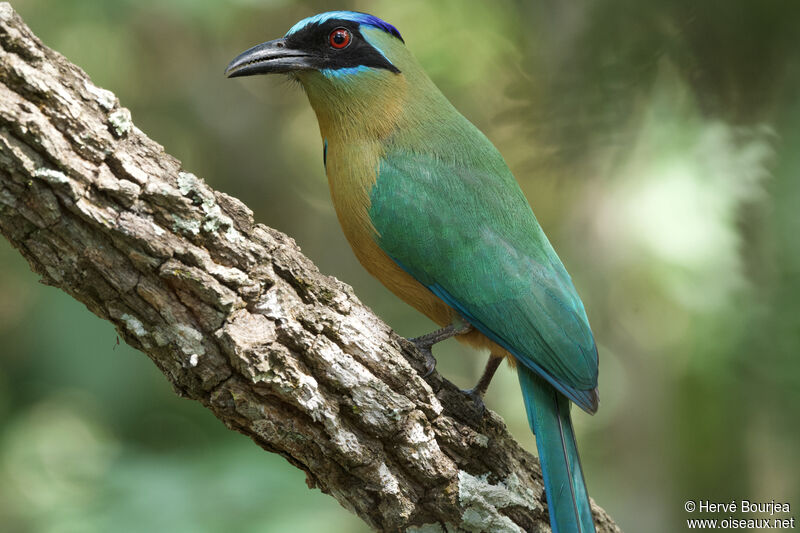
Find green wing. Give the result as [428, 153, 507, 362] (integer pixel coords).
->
[369, 148, 598, 411]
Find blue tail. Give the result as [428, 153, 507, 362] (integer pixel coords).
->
[518, 365, 595, 533]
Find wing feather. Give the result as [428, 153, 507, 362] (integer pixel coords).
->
[369, 150, 598, 410]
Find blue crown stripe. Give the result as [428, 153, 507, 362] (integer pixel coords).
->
[286, 11, 403, 42]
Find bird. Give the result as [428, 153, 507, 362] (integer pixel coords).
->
[226, 11, 599, 533]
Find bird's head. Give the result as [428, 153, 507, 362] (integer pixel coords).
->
[225, 11, 404, 79]
[226, 11, 435, 138]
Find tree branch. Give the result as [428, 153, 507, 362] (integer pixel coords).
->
[0, 4, 619, 532]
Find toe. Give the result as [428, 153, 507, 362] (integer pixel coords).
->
[422, 350, 437, 377]
[462, 388, 487, 415]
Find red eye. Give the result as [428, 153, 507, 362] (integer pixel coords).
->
[329, 28, 351, 49]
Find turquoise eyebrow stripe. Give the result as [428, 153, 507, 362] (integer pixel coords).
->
[285, 11, 403, 42]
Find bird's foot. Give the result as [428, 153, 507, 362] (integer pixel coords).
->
[408, 322, 472, 377]
[408, 337, 438, 377]
[461, 386, 487, 415]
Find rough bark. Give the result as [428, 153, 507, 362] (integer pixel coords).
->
[0, 4, 620, 532]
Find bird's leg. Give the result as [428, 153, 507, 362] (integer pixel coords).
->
[462, 355, 503, 413]
[409, 321, 472, 377]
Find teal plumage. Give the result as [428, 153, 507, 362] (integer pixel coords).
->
[370, 146, 598, 412]
[520, 366, 595, 532]
[371, 122, 598, 533]
[226, 11, 599, 532]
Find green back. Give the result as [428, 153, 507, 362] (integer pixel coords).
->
[368, 121, 598, 409]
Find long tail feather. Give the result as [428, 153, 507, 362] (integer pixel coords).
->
[518, 365, 595, 533]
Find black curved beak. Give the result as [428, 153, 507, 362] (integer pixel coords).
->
[225, 38, 315, 78]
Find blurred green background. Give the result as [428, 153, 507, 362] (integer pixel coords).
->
[1, 1, 799, 531]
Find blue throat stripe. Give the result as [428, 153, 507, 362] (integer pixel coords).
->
[286, 11, 403, 42]
[321, 65, 372, 78]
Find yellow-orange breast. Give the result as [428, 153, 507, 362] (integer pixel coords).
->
[324, 138, 510, 358]
[298, 65, 509, 358]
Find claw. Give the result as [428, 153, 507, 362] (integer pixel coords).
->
[408, 321, 472, 378]
[422, 350, 437, 377]
[409, 337, 438, 377]
[462, 387, 487, 415]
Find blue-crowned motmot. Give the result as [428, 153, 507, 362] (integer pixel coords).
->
[226, 11, 599, 533]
